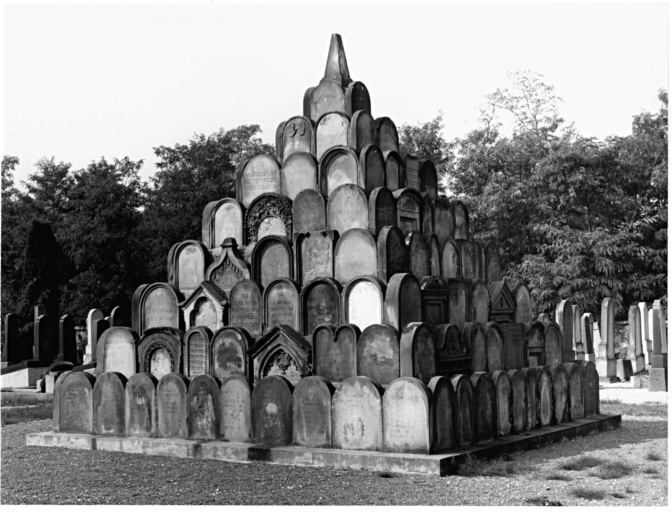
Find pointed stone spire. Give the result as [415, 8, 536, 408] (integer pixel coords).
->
[321, 33, 351, 87]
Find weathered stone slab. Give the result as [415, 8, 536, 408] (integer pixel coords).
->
[521, 367, 538, 430]
[500, 323, 526, 370]
[544, 322, 562, 367]
[157, 373, 189, 439]
[420, 161, 438, 200]
[471, 281, 490, 324]
[578, 361, 599, 416]
[441, 240, 461, 279]
[458, 240, 477, 280]
[394, 188, 423, 235]
[581, 313, 595, 362]
[426, 234, 441, 277]
[407, 231, 430, 278]
[357, 324, 400, 386]
[86, 309, 104, 362]
[245, 193, 293, 244]
[628, 304, 645, 373]
[320, 146, 361, 198]
[295, 231, 335, 286]
[384, 150, 404, 191]
[563, 363, 584, 421]
[368, 186, 396, 236]
[572, 305, 584, 360]
[491, 370, 512, 437]
[236, 154, 282, 209]
[345, 81, 371, 117]
[470, 372, 497, 443]
[375, 117, 399, 154]
[300, 277, 342, 335]
[333, 228, 377, 285]
[451, 374, 475, 447]
[404, 155, 421, 191]
[312, 324, 359, 383]
[434, 324, 470, 377]
[281, 152, 318, 200]
[280, 116, 314, 162]
[168, 240, 210, 297]
[453, 201, 469, 240]
[292, 188, 326, 234]
[229, 280, 263, 339]
[383, 377, 432, 454]
[348, 110, 376, 155]
[264, 278, 301, 332]
[536, 366, 554, 427]
[132, 283, 181, 336]
[292, 376, 335, 448]
[428, 375, 457, 452]
[211, 327, 251, 382]
[376, 225, 409, 283]
[342, 276, 385, 331]
[250, 325, 311, 386]
[53, 371, 73, 431]
[484, 242, 502, 283]
[95, 326, 138, 379]
[183, 326, 212, 378]
[385, 273, 423, 331]
[125, 372, 158, 438]
[433, 200, 454, 246]
[512, 281, 532, 323]
[251, 235, 293, 289]
[525, 321, 546, 367]
[399, 323, 436, 384]
[555, 300, 575, 363]
[309, 81, 346, 123]
[137, 328, 183, 379]
[463, 322, 487, 373]
[315, 113, 350, 161]
[93, 372, 127, 436]
[485, 322, 504, 372]
[203, 239, 250, 298]
[203, 198, 245, 252]
[187, 374, 220, 441]
[447, 279, 470, 329]
[219, 375, 252, 443]
[251, 375, 294, 445]
[420, 276, 449, 328]
[507, 369, 527, 433]
[359, 144, 385, 194]
[59, 372, 96, 434]
[327, 183, 368, 234]
[549, 364, 569, 425]
[332, 376, 384, 451]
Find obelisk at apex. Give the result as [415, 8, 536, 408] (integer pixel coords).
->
[321, 33, 351, 87]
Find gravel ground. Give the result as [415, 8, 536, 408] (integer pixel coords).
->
[1, 402, 667, 505]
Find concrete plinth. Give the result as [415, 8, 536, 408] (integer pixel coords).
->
[26, 414, 622, 476]
[0, 366, 49, 388]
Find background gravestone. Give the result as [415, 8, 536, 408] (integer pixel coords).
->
[229, 280, 263, 339]
[219, 375, 252, 442]
[453, 202, 469, 240]
[357, 324, 400, 385]
[300, 278, 341, 336]
[312, 324, 359, 383]
[500, 323, 526, 370]
[544, 322, 562, 367]
[125, 372, 158, 438]
[383, 377, 432, 454]
[58, 314, 77, 364]
[2, 314, 21, 366]
[342, 276, 385, 331]
[628, 304, 645, 373]
[187, 374, 220, 441]
[375, 117, 399, 153]
[333, 228, 377, 285]
[157, 373, 190, 439]
[292, 376, 335, 448]
[52, 370, 72, 432]
[332, 376, 384, 451]
[96, 326, 138, 378]
[109, 305, 131, 328]
[637, 302, 650, 366]
[485, 242, 502, 283]
[419, 160, 438, 200]
[599, 298, 617, 379]
[649, 300, 668, 391]
[294, 231, 335, 286]
[581, 313, 595, 363]
[251, 375, 294, 445]
[525, 322, 546, 367]
[292, 188, 326, 234]
[555, 300, 576, 363]
[86, 308, 104, 363]
[33, 314, 55, 364]
[447, 279, 469, 329]
[211, 327, 251, 382]
[59, 372, 96, 434]
[428, 375, 457, 452]
[579, 361, 599, 416]
[93, 372, 127, 436]
[433, 200, 454, 246]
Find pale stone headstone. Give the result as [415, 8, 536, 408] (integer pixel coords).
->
[598, 298, 616, 379]
[309, 80, 346, 123]
[572, 305, 584, 360]
[96, 326, 138, 379]
[251, 235, 293, 289]
[492, 370, 512, 437]
[383, 377, 433, 454]
[292, 376, 335, 448]
[264, 278, 301, 332]
[581, 313, 595, 363]
[638, 302, 650, 366]
[563, 362, 584, 420]
[508, 369, 527, 433]
[292, 188, 326, 234]
[280, 152, 318, 200]
[93, 371, 127, 436]
[59, 372, 96, 434]
[204, 239, 250, 296]
[342, 276, 385, 331]
[536, 366, 554, 427]
[187, 374, 220, 441]
[649, 300, 668, 391]
[132, 284, 181, 336]
[550, 364, 569, 424]
[512, 282, 533, 323]
[280, 116, 313, 162]
[485, 322, 504, 372]
[202, 198, 244, 250]
[399, 322, 436, 384]
[428, 375, 457, 452]
[520, 367, 538, 430]
[384, 273, 422, 331]
[300, 277, 341, 336]
[125, 372, 158, 438]
[627, 304, 644, 373]
[319, 146, 360, 197]
[470, 372, 497, 442]
[211, 327, 251, 382]
[229, 280, 263, 339]
[332, 376, 384, 451]
[327, 183, 368, 234]
[376, 225, 408, 283]
[333, 228, 377, 285]
[236, 154, 282, 208]
[427, 234, 441, 277]
[167, 240, 209, 298]
[375, 117, 399, 154]
[357, 324, 400, 386]
[315, 112, 350, 161]
[219, 375, 252, 443]
[441, 240, 461, 279]
[251, 375, 294, 445]
[53, 370, 73, 432]
[312, 324, 358, 383]
[157, 373, 189, 439]
[450, 374, 475, 447]
[86, 309, 104, 363]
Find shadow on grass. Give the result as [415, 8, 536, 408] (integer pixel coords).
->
[591, 461, 633, 480]
[457, 453, 532, 478]
[571, 487, 606, 501]
[600, 399, 667, 418]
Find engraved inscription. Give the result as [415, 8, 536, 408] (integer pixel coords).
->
[230, 285, 261, 337]
[300, 234, 332, 284]
[267, 283, 298, 330]
[103, 333, 135, 378]
[177, 245, 202, 294]
[259, 242, 290, 288]
[306, 283, 339, 334]
[188, 332, 209, 376]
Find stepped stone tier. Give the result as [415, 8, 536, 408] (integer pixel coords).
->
[31, 34, 620, 471]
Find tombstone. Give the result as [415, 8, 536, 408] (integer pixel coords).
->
[319, 145, 360, 197]
[52, 371, 72, 431]
[484, 322, 504, 372]
[93, 372, 127, 436]
[375, 117, 399, 153]
[275, 120, 286, 160]
[229, 280, 263, 339]
[204, 238, 251, 297]
[491, 370, 512, 437]
[315, 112, 350, 160]
[132, 283, 182, 336]
[419, 160, 438, 200]
[563, 362, 584, 421]
[470, 372, 497, 442]
[137, 328, 183, 380]
[579, 361, 599, 417]
[404, 155, 421, 191]
[181, 282, 227, 333]
[382, 377, 432, 454]
[473, 241, 484, 280]
[125, 372, 158, 438]
[488, 281, 515, 323]
[219, 375, 252, 442]
[186, 374, 220, 441]
[263, 278, 301, 332]
[2, 314, 20, 365]
[250, 325, 311, 385]
[297, 278, 339, 336]
[510, 281, 532, 324]
[308, 82, 347, 126]
[525, 321, 546, 367]
[447, 279, 470, 329]
[484, 241, 502, 283]
[368, 187, 397, 236]
[203, 198, 245, 253]
[376, 225, 409, 283]
[280, 152, 318, 201]
[294, 231, 335, 286]
[332, 376, 384, 451]
[506, 369, 526, 433]
[292, 188, 326, 234]
[280, 116, 314, 162]
[450, 374, 475, 446]
[385, 273, 423, 331]
[420, 276, 449, 328]
[157, 373, 189, 438]
[183, 326, 212, 378]
[638, 302, 651, 366]
[244, 193, 293, 244]
[581, 313, 595, 363]
[463, 322, 487, 373]
[33, 314, 53, 363]
[572, 305, 584, 360]
[384, 150, 404, 191]
[344, 80, 370, 116]
[628, 304, 645, 373]
[432, 200, 454, 246]
[453, 201, 469, 240]
[210, 327, 251, 382]
[86, 309, 104, 362]
[550, 364, 569, 424]
[167, 240, 210, 297]
[598, 298, 617, 379]
[426, 234, 441, 277]
[348, 110, 376, 155]
[649, 300, 668, 391]
[434, 324, 470, 377]
[251, 235, 293, 289]
[58, 314, 77, 364]
[554, 300, 576, 362]
[292, 376, 335, 448]
[407, 231, 430, 278]
[312, 324, 358, 383]
[500, 323, 526, 370]
[544, 322, 563, 367]
[471, 281, 490, 324]
[428, 375, 457, 452]
[535, 366, 554, 427]
[333, 228, 377, 285]
[108, 305, 131, 329]
[441, 240, 461, 279]
[520, 367, 538, 430]
[342, 276, 386, 331]
[422, 194, 434, 237]
[393, 188, 423, 235]
[359, 144, 386, 194]
[236, 154, 282, 208]
[327, 183, 368, 233]
[95, 326, 138, 378]
[357, 324, 400, 385]
[58, 372, 96, 434]
[251, 375, 293, 445]
[399, 323, 436, 384]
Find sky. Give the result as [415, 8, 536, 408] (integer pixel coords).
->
[2, 1, 669, 185]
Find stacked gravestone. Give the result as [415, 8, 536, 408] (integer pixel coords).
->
[649, 300, 668, 391]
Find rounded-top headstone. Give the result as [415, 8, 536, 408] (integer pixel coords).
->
[187, 374, 221, 441]
[383, 377, 433, 454]
[125, 372, 158, 438]
[59, 371, 96, 434]
[93, 371, 127, 436]
[563, 362, 585, 420]
[491, 370, 512, 437]
[327, 183, 368, 234]
[281, 151, 318, 201]
[428, 375, 457, 452]
[332, 376, 384, 451]
[292, 188, 327, 234]
[358, 143, 386, 194]
[375, 117, 399, 154]
[236, 154, 282, 208]
[292, 376, 335, 448]
[399, 322, 436, 384]
[549, 363, 569, 424]
[251, 375, 294, 445]
[520, 367, 538, 430]
[342, 276, 386, 331]
[507, 369, 527, 433]
[219, 375, 252, 442]
[470, 372, 497, 442]
[578, 360, 599, 416]
[157, 372, 190, 439]
[319, 145, 360, 197]
[536, 366, 554, 427]
[450, 374, 475, 447]
[357, 323, 400, 385]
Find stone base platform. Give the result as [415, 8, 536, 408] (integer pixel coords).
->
[26, 415, 621, 476]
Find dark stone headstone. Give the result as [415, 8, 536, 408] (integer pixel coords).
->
[384, 150, 404, 191]
[204, 238, 250, 297]
[235, 154, 282, 208]
[251, 235, 293, 289]
[420, 276, 449, 328]
[579, 361, 599, 416]
[319, 145, 360, 197]
[300, 278, 342, 336]
[383, 377, 432, 454]
[428, 375, 457, 452]
[434, 324, 470, 377]
[453, 201, 469, 240]
[525, 321, 546, 367]
[407, 230, 430, 278]
[315, 112, 350, 160]
[628, 305, 645, 373]
[492, 370, 512, 437]
[450, 374, 475, 447]
[332, 376, 384, 451]
[58, 314, 77, 364]
[368, 187, 397, 236]
[501, 323, 526, 370]
[59, 372, 96, 434]
[404, 155, 421, 191]
[447, 279, 470, 329]
[484, 241, 502, 283]
[393, 188, 423, 235]
[470, 372, 497, 442]
[251, 375, 293, 445]
[211, 327, 251, 382]
[109, 305, 131, 328]
[521, 367, 538, 429]
[348, 110, 376, 155]
[292, 376, 335, 448]
[441, 240, 461, 279]
[264, 278, 301, 332]
[184, 326, 212, 378]
[555, 300, 576, 362]
[333, 228, 377, 285]
[376, 225, 409, 283]
[250, 325, 311, 386]
[457, 240, 477, 280]
[375, 117, 399, 154]
[399, 322, 436, 384]
[427, 234, 441, 277]
[342, 276, 386, 331]
[419, 160, 438, 200]
[507, 369, 527, 433]
[292, 188, 327, 234]
[549, 364, 569, 424]
[463, 322, 487, 373]
[471, 281, 490, 324]
[312, 324, 359, 383]
[244, 193, 293, 244]
[2, 314, 21, 365]
[544, 322, 562, 366]
[219, 375, 252, 442]
[357, 324, 400, 386]
[359, 144, 386, 194]
[96, 326, 138, 378]
[93, 372, 127, 436]
[229, 280, 263, 339]
[327, 183, 368, 233]
[488, 281, 516, 324]
[563, 362, 584, 420]
[485, 322, 504, 372]
[125, 372, 158, 437]
[345, 81, 371, 117]
[385, 273, 422, 331]
[34, 314, 54, 364]
[536, 366, 554, 427]
[137, 327, 183, 379]
[187, 374, 220, 440]
[433, 200, 454, 246]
